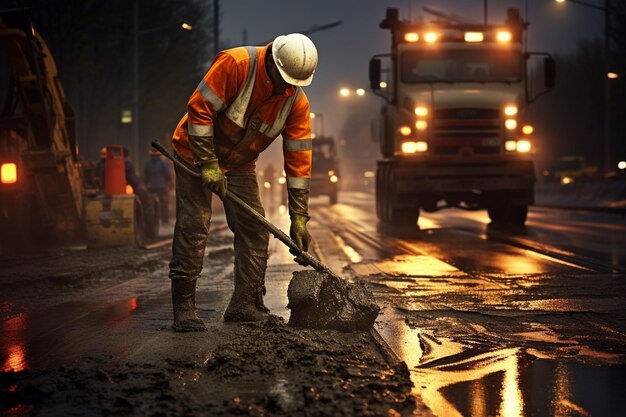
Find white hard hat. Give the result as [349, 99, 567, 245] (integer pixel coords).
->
[272, 33, 318, 86]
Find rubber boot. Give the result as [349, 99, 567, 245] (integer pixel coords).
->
[223, 268, 270, 322]
[172, 279, 207, 332]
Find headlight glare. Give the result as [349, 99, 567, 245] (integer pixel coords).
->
[505, 140, 517, 151]
[399, 126, 412, 136]
[516, 140, 532, 152]
[504, 105, 518, 116]
[505, 119, 517, 130]
[401, 142, 417, 153]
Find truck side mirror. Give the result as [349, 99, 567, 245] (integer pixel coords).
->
[369, 59, 382, 90]
[544, 57, 556, 89]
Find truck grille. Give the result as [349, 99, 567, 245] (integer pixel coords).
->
[431, 108, 501, 156]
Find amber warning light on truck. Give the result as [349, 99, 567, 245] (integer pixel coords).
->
[400, 29, 513, 43]
[1, 163, 17, 184]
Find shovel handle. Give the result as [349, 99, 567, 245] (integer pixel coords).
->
[151, 141, 334, 275]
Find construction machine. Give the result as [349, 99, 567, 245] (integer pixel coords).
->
[0, 9, 158, 250]
[369, 7, 555, 226]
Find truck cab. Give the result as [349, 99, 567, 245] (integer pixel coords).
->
[370, 7, 555, 227]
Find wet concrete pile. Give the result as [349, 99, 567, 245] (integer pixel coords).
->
[287, 270, 380, 331]
[0, 318, 416, 416]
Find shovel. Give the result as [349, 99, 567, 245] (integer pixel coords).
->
[151, 140, 380, 331]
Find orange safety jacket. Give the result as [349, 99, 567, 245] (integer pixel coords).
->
[172, 44, 312, 189]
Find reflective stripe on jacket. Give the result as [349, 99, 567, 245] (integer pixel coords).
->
[172, 44, 312, 189]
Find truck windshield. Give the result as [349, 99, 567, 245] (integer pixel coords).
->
[401, 50, 522, 83]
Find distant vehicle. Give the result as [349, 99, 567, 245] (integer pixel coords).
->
[369, 7, 555, 226]
[0, 10, 157, 250]
[311, 136, 340, 204]
[553, 156, 598, 184]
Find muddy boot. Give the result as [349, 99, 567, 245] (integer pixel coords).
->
[172, 279, 207, 332]
[223, 275, 270, 322]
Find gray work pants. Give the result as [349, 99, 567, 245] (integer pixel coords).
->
[168, 162, 270, 298]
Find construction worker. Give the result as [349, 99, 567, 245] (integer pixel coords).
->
[144, 149, 172, 224]
[169, 34, 317, 331]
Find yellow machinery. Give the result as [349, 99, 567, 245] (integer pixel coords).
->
[0, 12, 157, 250]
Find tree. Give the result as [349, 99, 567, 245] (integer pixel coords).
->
[23, 0, 214, 165]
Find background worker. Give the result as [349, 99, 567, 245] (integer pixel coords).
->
[169, 33, 318, 332]
[144, 149, 172, 224]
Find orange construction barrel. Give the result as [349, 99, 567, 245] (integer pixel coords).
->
[104, 145, 127, 195]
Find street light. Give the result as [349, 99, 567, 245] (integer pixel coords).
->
[133, 0, 191, 167]
[339, 88, 351, 97]
[555, 0, 613, 173]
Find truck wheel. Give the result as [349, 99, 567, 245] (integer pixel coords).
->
[509, 205, 528, 226]
[390, 207, 418, 227]
[0, 194, 38, 251]
[487, 205, 508, 225]
[488, 204, 528, 226]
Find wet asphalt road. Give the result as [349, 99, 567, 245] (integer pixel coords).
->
[1, 189, 626, 416]
[309, 191, 626, 417]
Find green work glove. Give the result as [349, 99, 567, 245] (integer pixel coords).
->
[200, 162, 227, 199]
[189, 133, 227, 199]
[288, 188, 311, 266]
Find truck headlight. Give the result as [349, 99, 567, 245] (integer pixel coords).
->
[399, 126, 412, 136]
[414, 106, 428, 117]
[505, 140, 532, 153]
[516, 140, 532, 152]
[1, 162, 17, 184]
[505, 119, 517, 130]
[522, 124, 534, 135]
[505, 140, 517, 151]
[402, 141, 428, 154]
[415, 120, 427, 131]
[504, 105, 518, 116]
[401, 141, 417, 153]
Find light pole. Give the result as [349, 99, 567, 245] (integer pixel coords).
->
[132, 0, 192, 167]
[555, 0, 614, 173]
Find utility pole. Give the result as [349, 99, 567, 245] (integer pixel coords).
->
[214, 0, 219, 55]
[132, 0, 139, 167]
[484, 0, 488, 24]
[603, 0, 611, 174]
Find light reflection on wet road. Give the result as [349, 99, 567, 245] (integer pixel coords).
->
[309, 191, 626, 417]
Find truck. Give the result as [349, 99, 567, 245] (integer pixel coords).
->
[369, 7, 555, 227]
[311, 136, 340, 204]
[0, 9, 158, 251]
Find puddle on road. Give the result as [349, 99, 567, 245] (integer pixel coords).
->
[415, 349, 626, 417]
[1, 297, 142, 372]
[401, 327, 626, 417]
[352, 254, 464, 277]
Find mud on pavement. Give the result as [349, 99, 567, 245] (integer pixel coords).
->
[1, 316, 417, 416]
